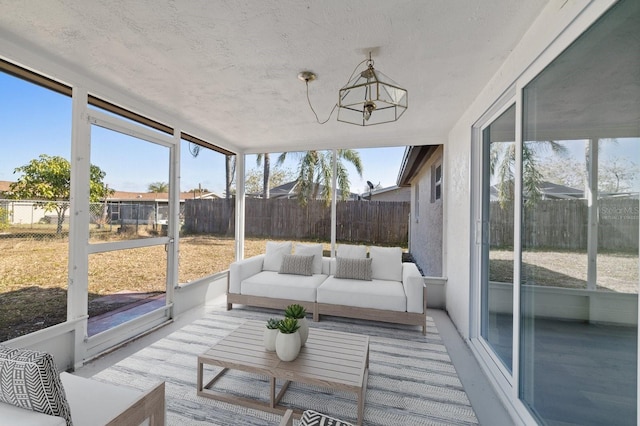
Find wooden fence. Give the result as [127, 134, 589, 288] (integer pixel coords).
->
[183, 198, 410, 245]
[490, 198, 639, 251]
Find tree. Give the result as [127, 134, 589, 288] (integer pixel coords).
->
[224, 155, 236, 235]
[538, 156, 639, 193]
[10, 154, 112, 234]
[490, 141, 566, 207]
[245, 166, 296, 195]
[148, 182, 169, 193]
[0, 206, 9, 232]
[225, 155, 236, 199]
[256, 153, 271, 199]
[277, 149, 363, 206]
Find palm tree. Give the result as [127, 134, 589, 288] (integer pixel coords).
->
[491, 141, 566, 207]
[147, 182, 169, 193]
[256, 153, 271, 199]
[277, 149, 363, 206]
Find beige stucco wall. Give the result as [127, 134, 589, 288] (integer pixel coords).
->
[409, 146, 443, 276]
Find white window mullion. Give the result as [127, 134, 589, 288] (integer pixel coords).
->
[512, 85, 523, 404]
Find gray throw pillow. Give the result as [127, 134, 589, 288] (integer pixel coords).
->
[0, 345, 73, 426]
[279, 254, 314, 276]
[334, 257, 372, 281]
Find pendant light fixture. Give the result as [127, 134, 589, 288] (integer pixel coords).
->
[299, 52, 408, 126]
[337, 53, 407, 126]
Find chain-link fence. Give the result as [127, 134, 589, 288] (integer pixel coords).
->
[0, 199, 183, 240]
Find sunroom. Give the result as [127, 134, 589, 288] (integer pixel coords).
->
[0, 1, 638, 425]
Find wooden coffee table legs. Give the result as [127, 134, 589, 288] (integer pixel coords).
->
[198, 364, 367, 425]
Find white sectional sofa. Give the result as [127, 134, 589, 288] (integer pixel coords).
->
[227, 242, 428, 334]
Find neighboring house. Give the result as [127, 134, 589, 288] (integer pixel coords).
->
[250, 180, 360, 201]
[489, 180, 584, 201]
[397, 145, 443, 277]
[0, 182, 221, 226]
[106, 190, 220, 225]
[362, 185, 410, 202]
[0, 180, 12, 197]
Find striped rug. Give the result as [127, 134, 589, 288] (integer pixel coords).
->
[93, 305, 478, 425]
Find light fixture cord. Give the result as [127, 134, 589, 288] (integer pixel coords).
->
[306, 57, 370, 125]
[306, 80, 336, 125]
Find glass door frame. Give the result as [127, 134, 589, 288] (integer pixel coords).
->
[469, 85, 530, 421]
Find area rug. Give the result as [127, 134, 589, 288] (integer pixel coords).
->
[92, 306, 478, 425]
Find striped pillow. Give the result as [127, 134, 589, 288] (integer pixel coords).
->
[0, 345, 73, 426]
[279, 254, 314, 276]
[334, 257, 372, 281]
[300, 409, 354, 426]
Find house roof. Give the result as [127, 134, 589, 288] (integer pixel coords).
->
[0, 181, 219, 201]
[489, 181, 584, 201]
[251, 180, 359, 200]
[0, 1, 550, 154]
[0, 180, 11, 194]
[397, 145, 441, 186]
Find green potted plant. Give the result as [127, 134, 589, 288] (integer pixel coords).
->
[275, 317, 301, 361]
[263, 318, 280, 352]
[284, 304, 309, 346]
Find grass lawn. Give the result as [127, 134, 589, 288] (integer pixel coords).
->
[489, 249, 638, 293]
[0, 236, 329, 341]
[1, 236, 636, 341]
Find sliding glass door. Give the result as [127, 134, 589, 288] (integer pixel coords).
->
[476, 1, 639, 424]
[480, 104, 516, 373]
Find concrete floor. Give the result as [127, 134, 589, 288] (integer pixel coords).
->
[76, 297, 515, 425]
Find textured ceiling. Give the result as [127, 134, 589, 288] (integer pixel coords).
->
[0, 0, 550, 153]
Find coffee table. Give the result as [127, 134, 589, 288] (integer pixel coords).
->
[197, 320, 370, 425]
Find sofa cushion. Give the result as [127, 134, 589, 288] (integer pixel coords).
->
[0, 345, 73, 426]
[263, 241, 292, 272]
[0, 401, 67, 425]
[59, 372, 143, 426]
[242, 271, 328, 302]
[370, 246, 403, 282]
[294, 243, 323, 274]
[317, 276, 407, 312]
[336, 244, 367, 259]
[279, 254, 314, 276]
[334, 257, 372, 281]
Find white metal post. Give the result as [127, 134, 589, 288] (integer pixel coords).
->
[235, 154, 245, 260]
[68, 87, 91, 368]
[165, 131, 181, 315]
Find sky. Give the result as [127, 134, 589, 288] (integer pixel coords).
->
[0, 72, 406, 196]
[2, 71, 638, 195]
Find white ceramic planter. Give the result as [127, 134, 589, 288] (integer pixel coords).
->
[297, 317, 309, 346]
[263, 328, 278, 351]
[275, 331, 301, 361]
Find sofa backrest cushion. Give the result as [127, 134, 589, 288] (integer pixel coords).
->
[279, 254, 314, 276]
[263, 241, 292, 272]
[370, 246, 403, 282]
[0, 345, 73, 426]
[294, 243, 323, 274]
[334, 257, 372, 281]
[336, 244, 367, 259]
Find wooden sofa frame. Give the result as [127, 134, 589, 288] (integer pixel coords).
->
[105, 381, 165, 426]
[226, 275, 428, 335]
